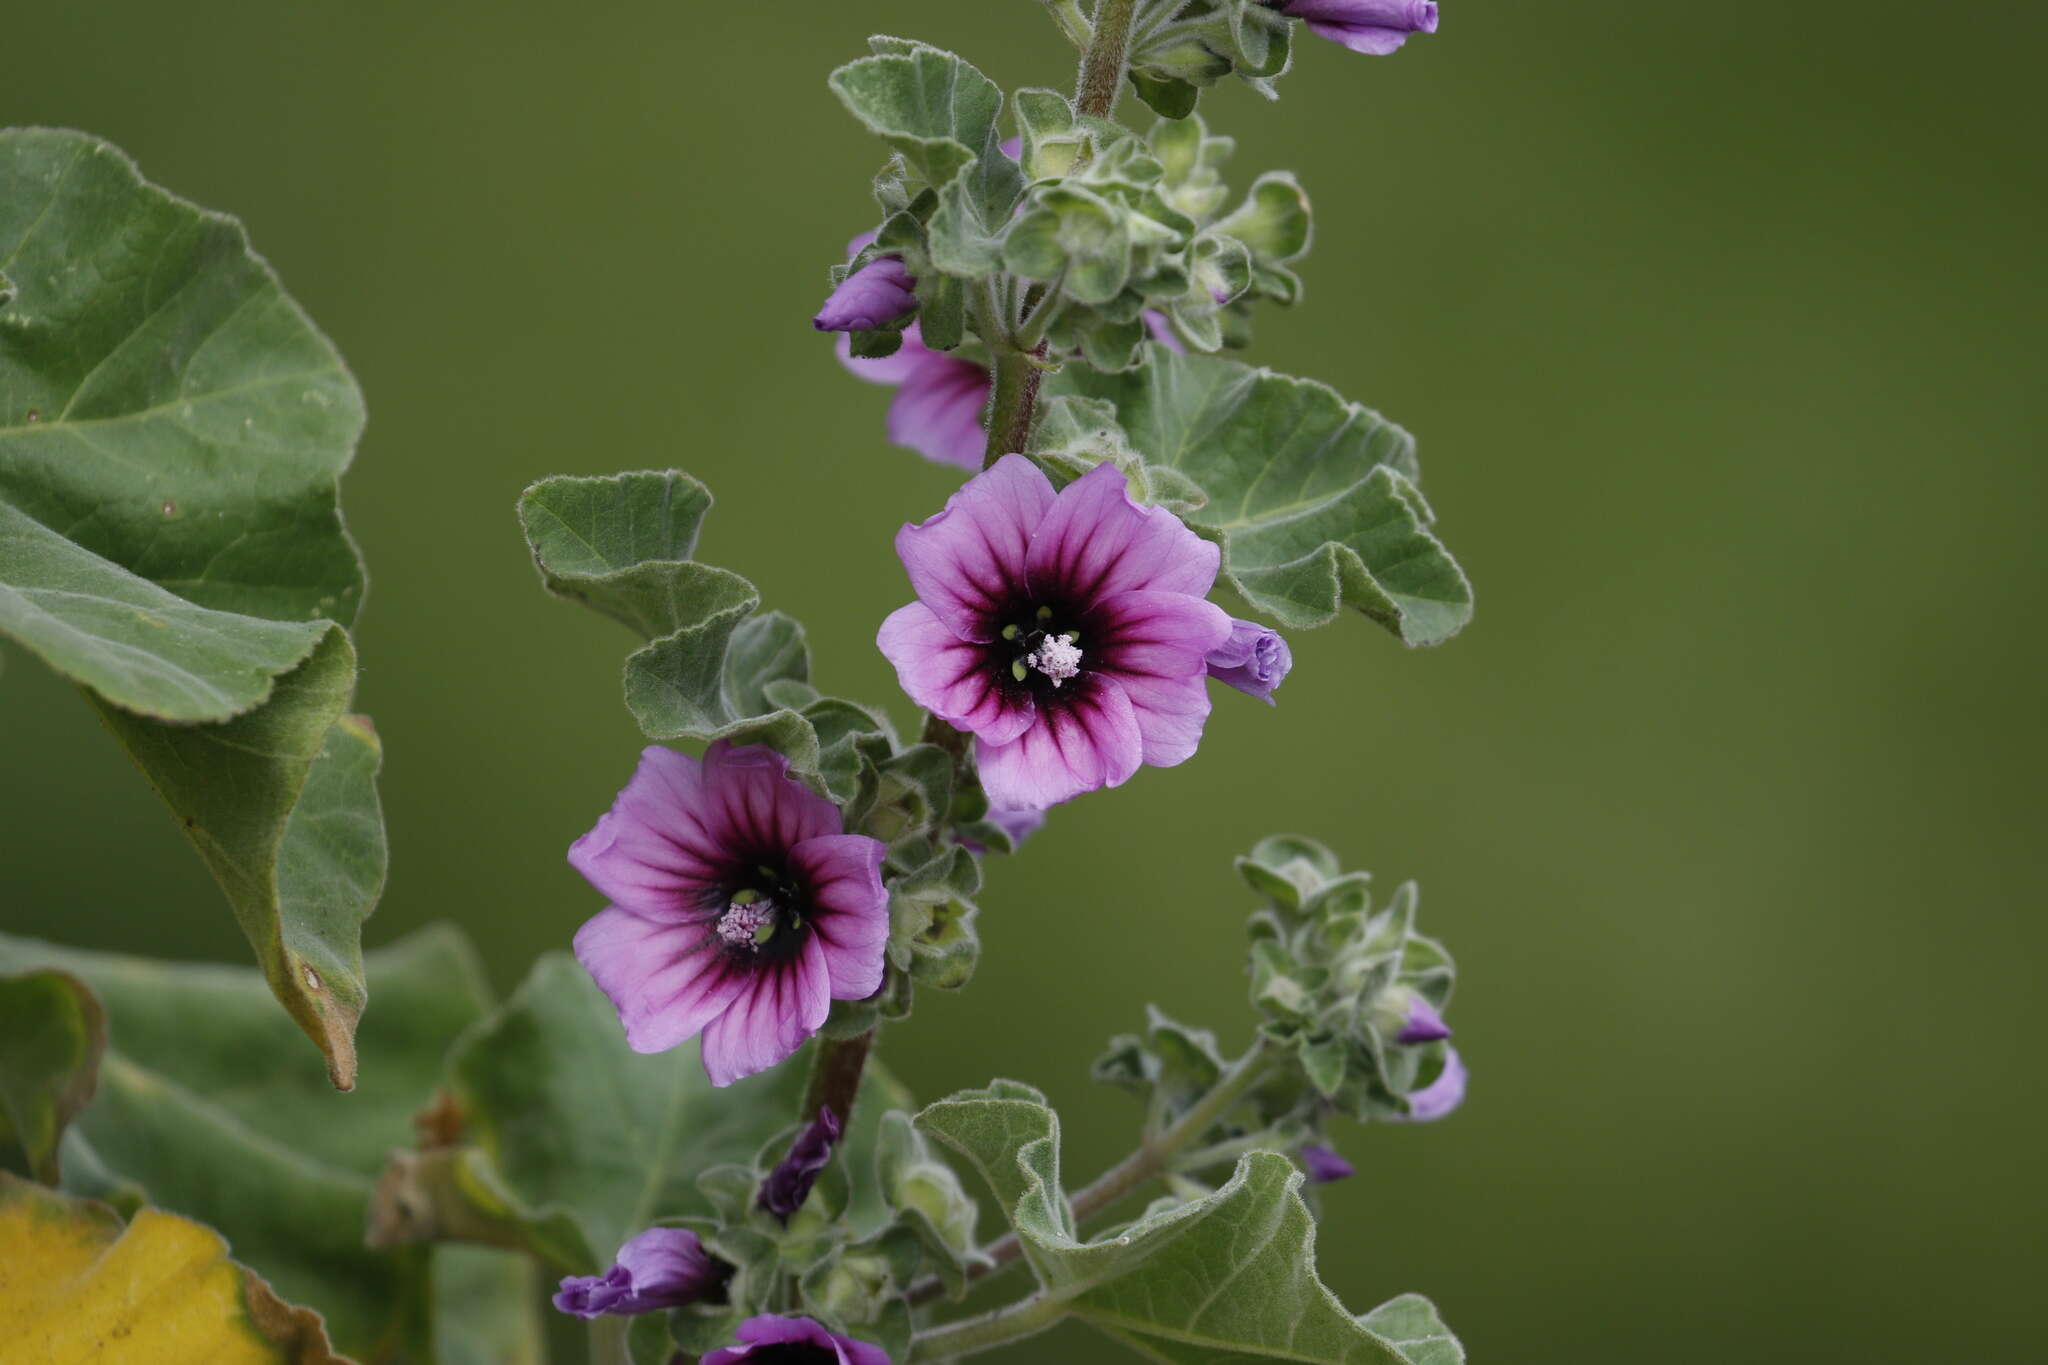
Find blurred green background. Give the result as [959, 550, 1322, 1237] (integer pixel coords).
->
[4, 2, 2042, 1361]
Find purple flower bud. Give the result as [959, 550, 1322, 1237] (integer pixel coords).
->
[1395, 994, 1452, 1044]
[1205, 618, 1293, 704]
[814, 255, 920, 333]
[703, 1314, 892, 1365]
[1279, 0, 1439, 55]
[552, 1227, 728, 1319]
[1300, 1144, 1355, 1184]
[1392, 1047, 1467, 1123]
[758, 1106, 842, 1222]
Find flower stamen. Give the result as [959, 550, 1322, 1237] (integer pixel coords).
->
[716, 897, 778, 950]
[1026, 634, 1083, 687]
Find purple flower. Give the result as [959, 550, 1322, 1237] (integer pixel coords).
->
[836, 324, 990, 472]
[814, 256, 919, 333]
[569, 742, 890, 1087]
[759, 1107, 842, 1222]
[1206, 618, 1292, 704]
[1392, 1047, 1467, 1122]
[958, 805, 1047, 856]
[552, 1227, 727, 1319]
[702, 1314, 891, 1365]
[1300, 1144, 1356, 1184]
[1395, 994, 1452, 1044]
[877, 455, 1232, 809]
[1278, 0, 1440, 55]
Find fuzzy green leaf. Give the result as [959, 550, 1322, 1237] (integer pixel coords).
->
[0, 927, 537, 1365]
[0, 129, 385, 1082]
[918, 1084, 1445, 1363]
[0, 971, 105, 1184]
[1051, 346, 1472, 644]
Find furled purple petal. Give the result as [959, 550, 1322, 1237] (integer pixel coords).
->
[1396, 995, 1452, 1044]
[975, 673, 1144, 809]
[758, 1107, 842, 1221]
[787, 835, 890, 1001]
[1205, 618, 1293, 705]
[572, 908, 746, 1055]
[896, 453, 1056, 643]
[700, 740, 841, 858]
[999, 136, 1022, 161]
[1283, 0, 1439, 54]
[1394, 1047, 1467, 1122]
[876, 602, 1037, 746]
[1025, 461, 1220, 603]
[1299, 1144, 1355, 1184]
[698, 933, 833, 1086]
[887, 353, 992, 472]
[567, 745, 731, 918]
[1088, 589, 1231, 766]
[814, 254, 919, 332]
[703, 1315, 892, 1365]
[1142, 310, 1187, 354]
[553, 1226, 726, 1318]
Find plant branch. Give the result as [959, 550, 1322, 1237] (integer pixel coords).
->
[906, 1039, 1279, 1306]
[1075, 0, 1142, 120]
[803, 1029, 875, 1128]
[1038, 0, 1094, 51]
[909, 1293, 1067, 1362]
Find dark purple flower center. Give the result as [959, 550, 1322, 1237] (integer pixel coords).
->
[990, 599, 1094, 702]
[710, 865, 808, 964]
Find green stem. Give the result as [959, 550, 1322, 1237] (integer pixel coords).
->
[982, 346, 1046, 468]
[910, 1293, 1068, 1363]
[586, 1315, 630, 1365]
[906, 1040, 1278, 1306]
[1075, 0, 1142, 120]
[1038, 0, 1094, 51]
[802, 1029, 875, 1128]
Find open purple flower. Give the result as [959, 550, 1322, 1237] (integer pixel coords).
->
[1277, 0, 1440, 55]
[553, 1227, 728, 1319]
[703, 1315, 891, 1365]
[569, 742, 889, 1087]
[1393, 1047, 1468, 1122]
[759, 1107, 842, 1222]
[1300, 1144, 1356, 1184]
[878, 455, 1232, 809]
[836, 324, 990, 472]
[1206, 618, 1292, 704]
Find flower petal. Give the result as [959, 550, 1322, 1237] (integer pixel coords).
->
[566, 746, 732, 918]
[888, 354, 991, 471]
[1089, 589, 1231, 766]
[896, 453, 1055, 642]
[876, 601, 1036, 745]
[572, 907, 745, 1054]
[789, 834, 890, 1001]
[700, 740, 841, 859]
[1026, 461, 1220, 603]
[697, 934, 831, 1087]
[835, 321, 941, 387]
[975, 674, 1144, 809]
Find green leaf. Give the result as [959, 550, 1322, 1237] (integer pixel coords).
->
[0, 129, 384, 1081]
[521, 470, 827, 781]
[1050, 346, 1472, 644]
[0, 971, 105, 1184]
[0, 926, 535, 1365]
[830, 40, 1024, 229]
[918, 1086, 1445, 1364]
[88, 638, 387, 1089]
[1360, 1294, 1467, 1365]
[376, 952, 810, 1272]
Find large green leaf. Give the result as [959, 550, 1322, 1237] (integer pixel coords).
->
[0, 927, 538, 1365]
[520, 471, 826, 783]
[0, 128, 385, 1083]
[917, 1083, 1455, 1364]
[830, 38, 1023, 229]
[1050, 346, 1472, 645]
[0, 970, 105, 1184]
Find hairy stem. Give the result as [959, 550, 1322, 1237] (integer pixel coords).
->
[907, 1039, 1279, 1306]
[802, 1029, 875, 1127]
[909, 1293, 1068, 1363]
[982, 346, 1046, 468]
[1075, 0, 1142, 120]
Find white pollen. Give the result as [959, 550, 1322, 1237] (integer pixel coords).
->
[1027, 635, 1083, 687]
[716, 899, 776, 949]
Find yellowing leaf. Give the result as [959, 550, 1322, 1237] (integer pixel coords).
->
[0, 1174, 345, 1364]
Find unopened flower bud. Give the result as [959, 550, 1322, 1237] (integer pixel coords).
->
[1206, 618, 1292, 704]
[1275, 1, 1440, 55]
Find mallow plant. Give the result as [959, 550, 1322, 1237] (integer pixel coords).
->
[0, 3, 1474, 1362]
